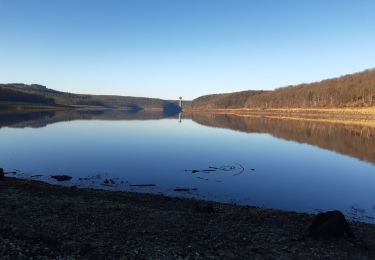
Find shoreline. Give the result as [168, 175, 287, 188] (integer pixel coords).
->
[1, 177, 375, 259]
[2, 105, 375, 128]
[187, 107, 375, 128]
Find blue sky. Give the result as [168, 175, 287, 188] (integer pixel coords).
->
[1, 0, 375, 100]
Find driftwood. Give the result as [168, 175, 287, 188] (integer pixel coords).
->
[201, 169, 216, 173]
[219, 165, 236, 171]
[233, 162, 244, 176]
[186, 162, 249, 177]
[174, 188, 198, 192]
[130, 184, 156, 187]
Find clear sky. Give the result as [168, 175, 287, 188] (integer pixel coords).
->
[1, 0, 375, 100]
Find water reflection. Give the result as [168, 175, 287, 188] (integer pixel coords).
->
[1, 110, 375, 165]
[0, 108, 180, 128]
[191, 113, 375, 165]
[1, 109, 375, 222]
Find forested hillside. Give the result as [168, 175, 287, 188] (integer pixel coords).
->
[191, 90, 266, 110]
[0, 87, 55, 105]
[191, 69, 375, 110]
[0, 84, 181, 112]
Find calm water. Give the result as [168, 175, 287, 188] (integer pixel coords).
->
[1, 110, 375, 222]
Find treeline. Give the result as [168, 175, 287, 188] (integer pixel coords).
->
[191, 90, 266, 109]
[192, 69, 375, 109]
[0, 87, 55, 104]
[0, 84, 181, 113]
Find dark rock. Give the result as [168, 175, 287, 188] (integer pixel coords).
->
[174, 188, 197, 192]
[4, 171, 17, 175]
[0, 168, 4, 180]
[51, 175, 72, 182]
[30, 174, 42, 178]
[130, 184, 155, 187]
[309, 210, 354, 238]
[103, 179, 115, 185]
[185, 169, 200, 173]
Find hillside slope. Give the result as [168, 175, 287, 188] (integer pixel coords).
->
[191, 69, 375, 110]
[0, 84, 181, 112]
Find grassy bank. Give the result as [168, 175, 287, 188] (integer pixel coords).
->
[188, 107, 375, 128]
[1, 177, 375, 259]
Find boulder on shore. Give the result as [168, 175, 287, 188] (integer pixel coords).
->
[51, 175, 72, 182]
[309, 210, 354, 238]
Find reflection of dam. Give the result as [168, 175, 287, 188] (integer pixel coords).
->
[191, 113, 375, 165]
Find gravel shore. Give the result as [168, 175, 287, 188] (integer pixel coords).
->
[1, 177, 375, 259]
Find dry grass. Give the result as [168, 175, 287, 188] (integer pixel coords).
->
[189, 107, 375, 128]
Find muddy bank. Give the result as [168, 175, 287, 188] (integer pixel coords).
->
[1, 177, 375, 259]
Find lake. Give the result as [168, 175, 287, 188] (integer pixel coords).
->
[1, 109, 375, 223]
